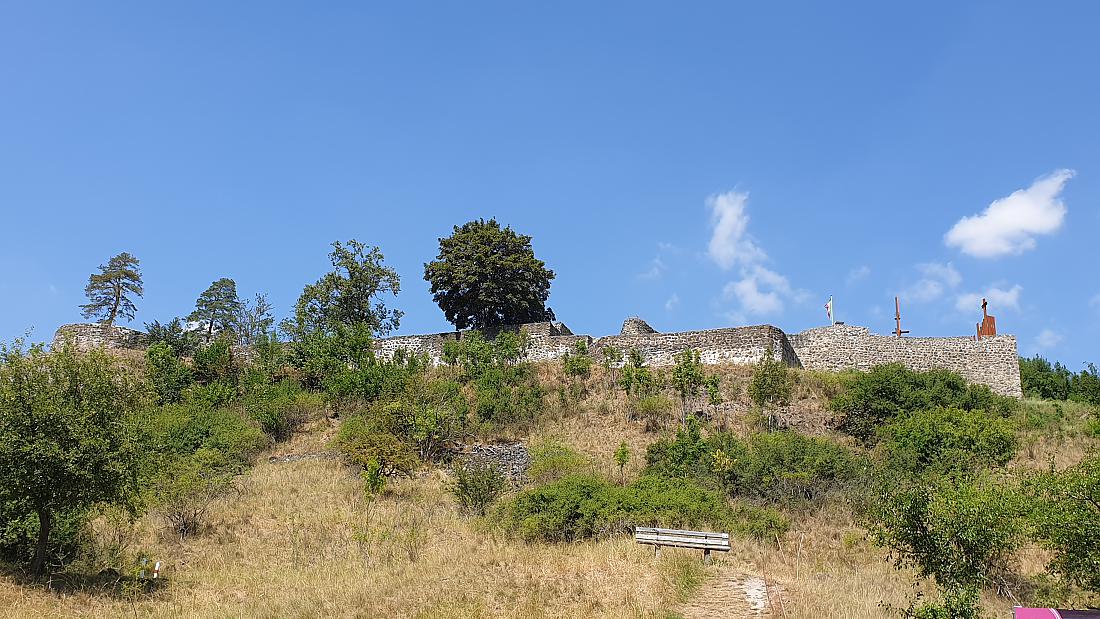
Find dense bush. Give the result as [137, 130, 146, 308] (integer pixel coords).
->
[748, 346, 792, 411]
[144, 317, 199, 358]
[333, 415, 419, 476]
[1024, 454, 1100, 592]
[145, 342, 193, 405]
[142, 402, 269, 468]
[527, 440, 589, 485]
[500, 473, 787, 543]
[877, 407, 1017, 477]
[645, 423, 867, 505]
[866, 473, 1026, 589]
[152, 448, 238, 539]
[191, 338, 239, 387]
[1020, 355, 1100, 405]
[831, 364, 1015, 442]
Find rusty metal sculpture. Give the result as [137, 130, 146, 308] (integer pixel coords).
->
[976, 298, 997, 340]
[894, 296, 909, 338]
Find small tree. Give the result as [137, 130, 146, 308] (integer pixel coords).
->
[424, 218, 555, 330]
[671, 349, 706, 427]
[748, 346, 791, 429]
[80, 252, 143, 326]
[614, 441, 630, 486]
[563, 340, 593, 405]
[146, 342, 193, 405]
[189, 278, 243, 342]
[451, 459, 507, 516]
[284, 240, 403, 339]
[1026, 454, 1100, 592]
[0, 341, 142, 576]
[145, 317, 199, 358]
[236, 292, 275, 347]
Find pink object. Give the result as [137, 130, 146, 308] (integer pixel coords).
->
[1014, 609, 1061, 619]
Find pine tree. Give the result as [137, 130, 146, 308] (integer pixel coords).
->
[80, 252, 143, 326]
[188, 278, 242, 342]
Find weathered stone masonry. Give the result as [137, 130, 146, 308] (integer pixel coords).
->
[374, 319, 1022, 397]
[52, 316, 1023, 397]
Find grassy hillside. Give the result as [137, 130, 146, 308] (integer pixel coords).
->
[2, 344, 1099, 618]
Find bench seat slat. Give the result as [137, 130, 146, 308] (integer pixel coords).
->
[635, 527, 728, 538]
[634, 527, 731, 552]
[635, 537, 730, 549]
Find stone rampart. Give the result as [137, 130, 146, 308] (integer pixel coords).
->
[788, 324, 1021, 397]
[51, 323, 148, 352]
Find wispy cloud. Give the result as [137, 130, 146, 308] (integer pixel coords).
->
[665, 293, 680, 312]
[955, 284, 1022, 313]
[706, 190, 803, 321]
[846, 265, 870, 286]
[706, 190, 765, 270]
[945, 169, 1074, 258]
[903, 262, 961, 303]
[638, 242, 678, 280]
[1035, 328, 1064, 350]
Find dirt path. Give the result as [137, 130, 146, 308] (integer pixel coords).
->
[678, 571, 782, 619]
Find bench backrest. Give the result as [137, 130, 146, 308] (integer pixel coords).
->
[634, 527, 730, 551]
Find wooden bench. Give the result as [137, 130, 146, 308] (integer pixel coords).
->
[634, 527, 730, 563]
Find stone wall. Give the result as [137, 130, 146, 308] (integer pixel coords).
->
[588, 324, 799, 368]
[51, 323, 148, 352]
[788, 324, 1021, 397]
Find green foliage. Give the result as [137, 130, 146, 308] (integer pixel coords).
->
[151, 448, 237, 539]
[831, 364, 1015, 442]
[191, 338, 239, 387]
[866, 473, 1026, 589]
[500, 474, 787, 543]
[632, 394, 675, 430]
[283, 239, 403, 339]
[671, 349, 706, 425]
[80, 252, 143, 326]
[361, 458, 387, 500]
[901, 587, 983, 619]
[562, 339, 593, 382]
[423, 218, 555, 330]
[1021, 355, 1074, 400]
[614, 441, 630, 485]
[620, 349, 658, 397]
[238, 380, 316, 442]
[748, 346, 792, 412]
[188, 277, 242, 342]
[144, 317, 199, 358]
[0, 341, 144, 575]
[645, 424, 867, 506]
[143, 402, 269, 467]
[451, 459, 508, 516]
[444, 331, 544, 430]
[1025, 454, 1100, 592]
[333, 415, 419, 476]
[877, 407, 1017, 477]
[528, 440, 589, 485]
[145, 342, 194, 405]
[236, 292, 275, 346]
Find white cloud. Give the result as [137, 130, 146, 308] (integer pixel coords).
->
[665, 293, 680, 312]
[945, 169, 1074, 258]
[1035, 328, 1064, 350]
[706, 190, 765, 270]
[638, 256, 666, 280]
[722, 265, 805, 317]
[846, 265, 870, 286]
[955, 284, 1022, 313]
[903, 262, 961, 303]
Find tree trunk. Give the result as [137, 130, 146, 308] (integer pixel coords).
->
[31, 507, 51, 578]
[107, 283, 121, 327]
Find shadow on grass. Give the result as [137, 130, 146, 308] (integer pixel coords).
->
[1, 561, 169, 599]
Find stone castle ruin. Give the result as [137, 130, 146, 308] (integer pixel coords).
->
[53, 315, 1023, 397]
[375, 317, 1022, 397]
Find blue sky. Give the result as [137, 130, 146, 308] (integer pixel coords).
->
[1, 1, 1097, 368]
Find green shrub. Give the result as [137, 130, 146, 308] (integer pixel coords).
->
[528, 440, 589, 485]
[645, 426, 867, 506]
[151, 448, 237, 539]
[832, 364, 1015, 442]
[712, 431, 868, 504]
[866, 473, 1026, 589]
[145, 342, 193, 405]
[500, 473, 786, 543]
[332, 415, 419, 476]
[192, 338, 239, 386]
[878, 407, 1017, 476]
[239, 380, 318, 442]
[144, 403, 268, 467]
[451, 459, 508, 516]
[748, 346, 792, 410]
[1024, 454, 1100, 592]
[471, 365, 544, 429]
[902, 587, 983, 619]
[144, 317, 199, 358]
[632, 394, 675, 430]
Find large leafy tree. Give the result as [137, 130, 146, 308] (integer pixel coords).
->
[423, 218, 555, 330]
[283, 240, 403, 338]
[0, 341, 143, 576]
[188, 278, 243, 342]
[80, 252, 143, 326]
